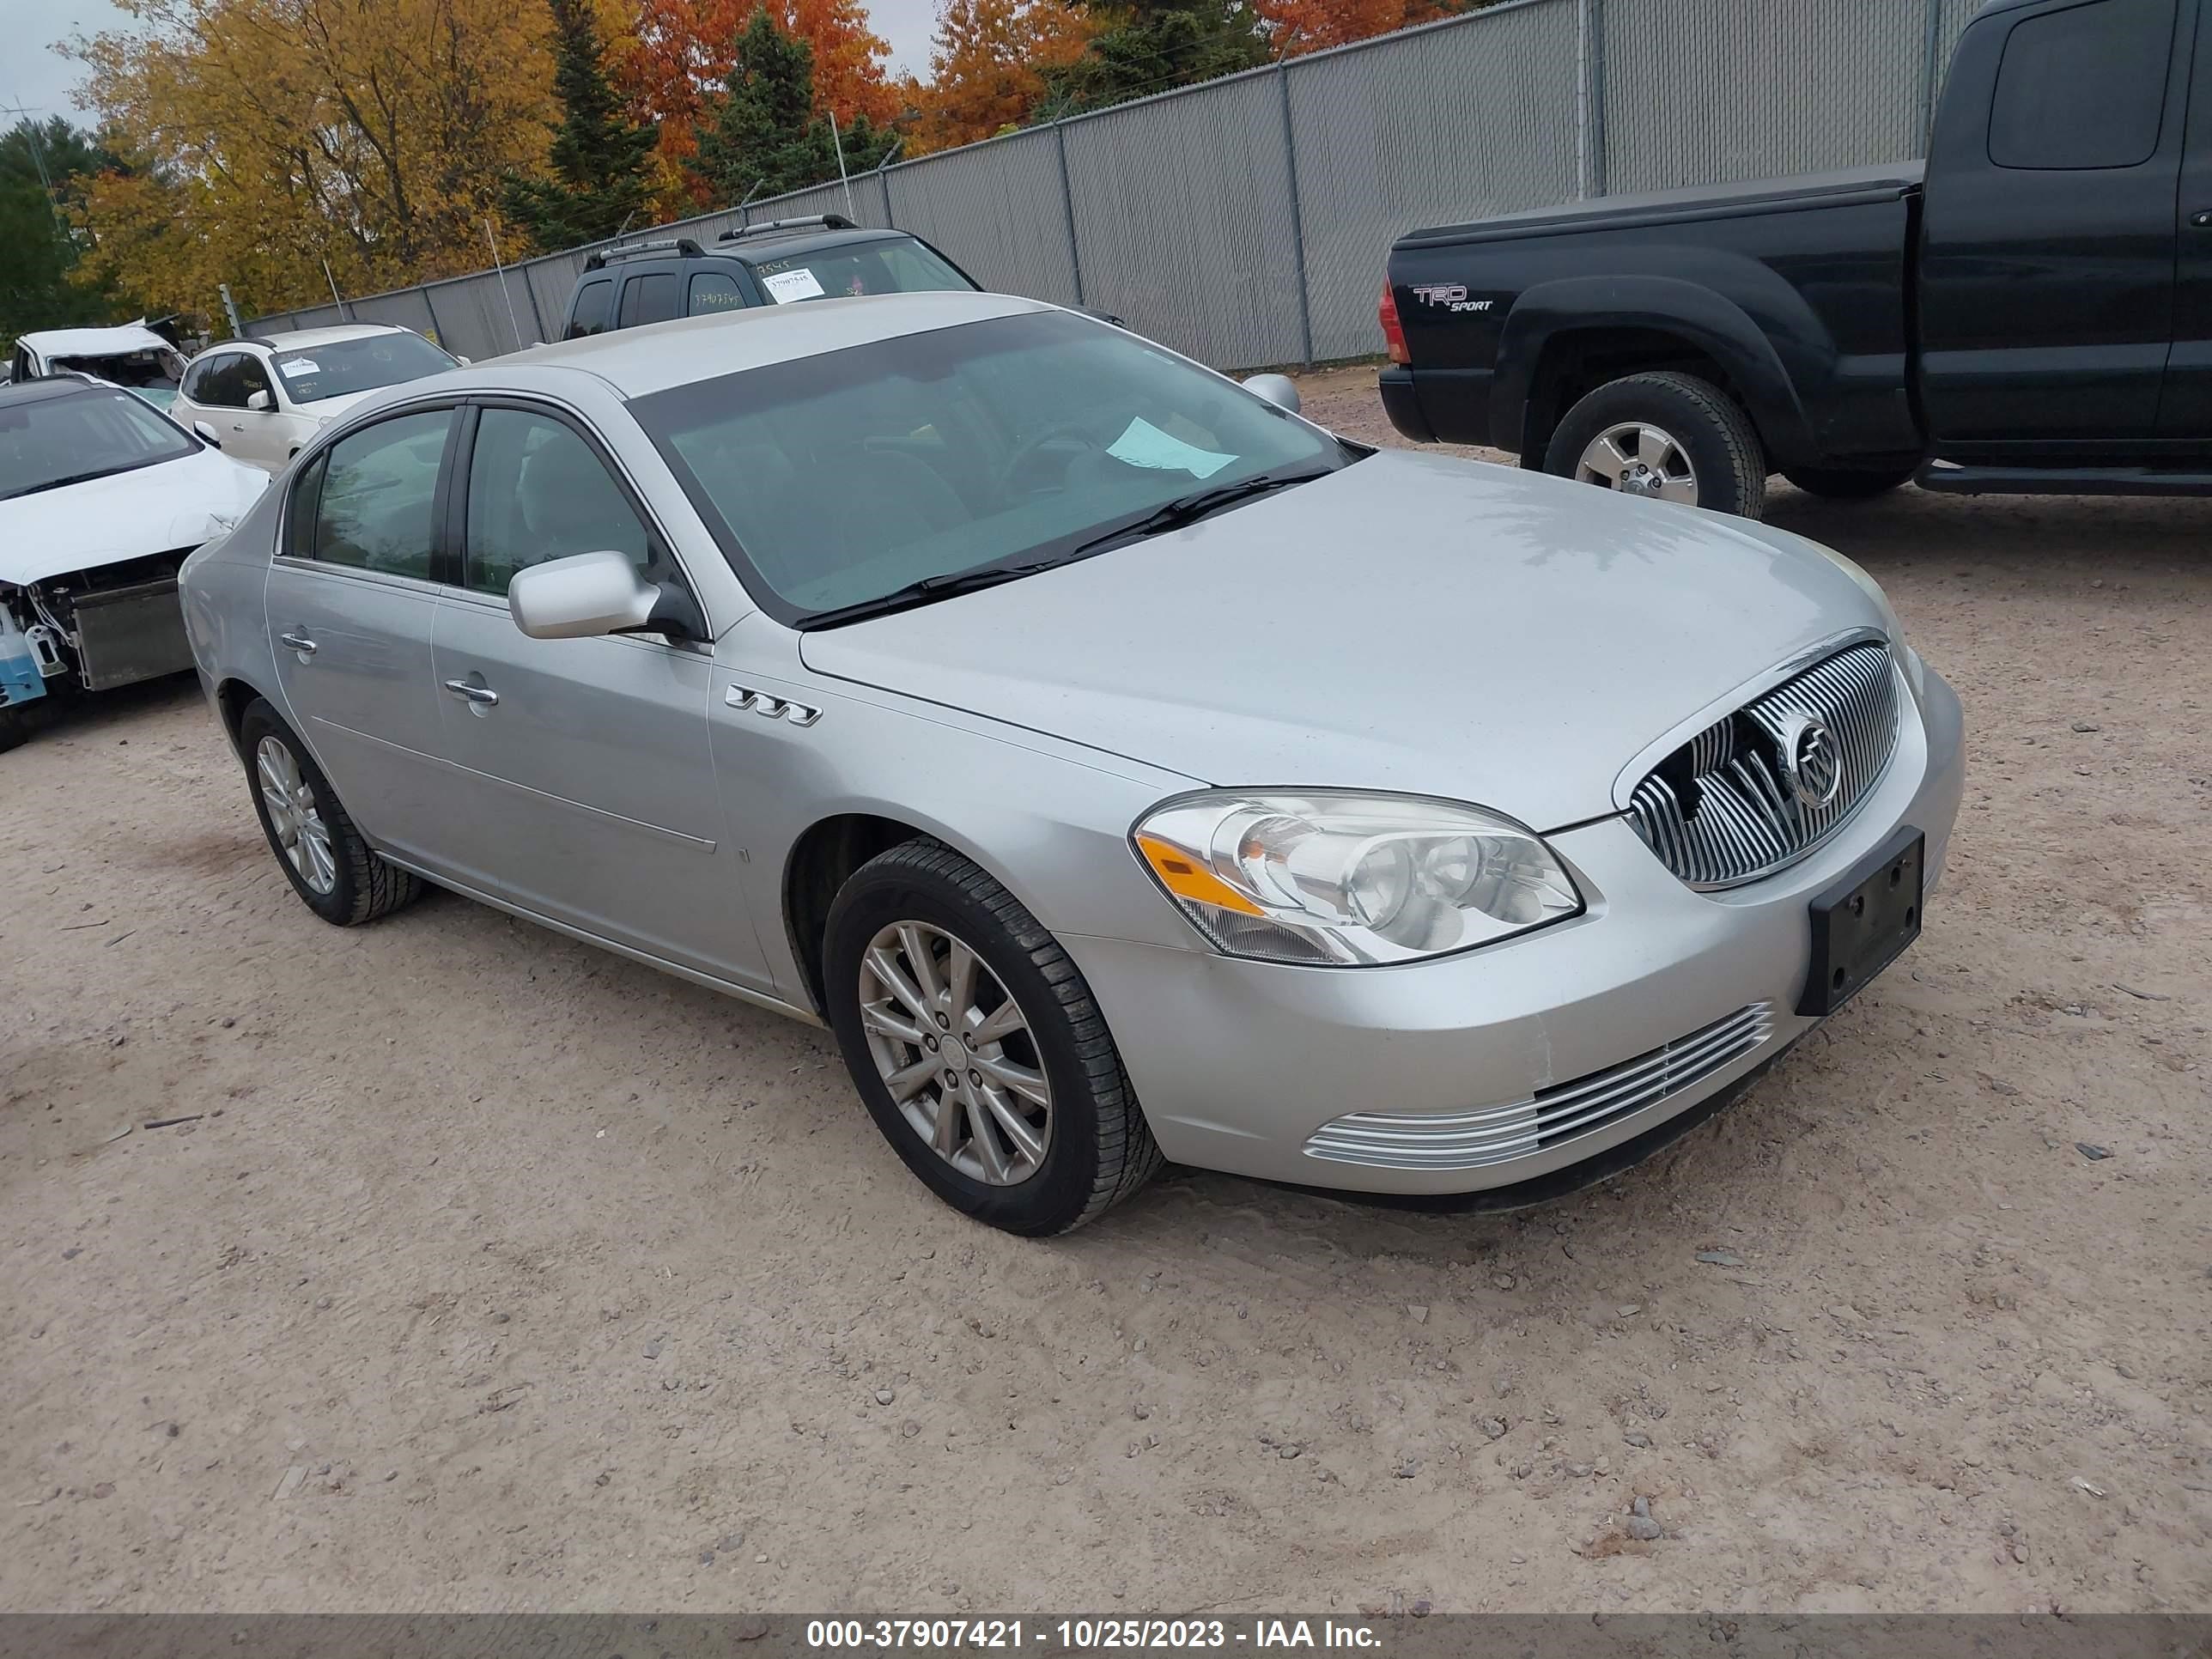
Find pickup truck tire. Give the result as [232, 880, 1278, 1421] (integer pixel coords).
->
[1546, 372, 1767, 520]
[1780, 465, 1917, 500]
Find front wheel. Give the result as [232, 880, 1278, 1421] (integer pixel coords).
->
[1545, 370, 1768, 520]
[823, 839, 1162, 1235]
[1781, 464, 1917, 500]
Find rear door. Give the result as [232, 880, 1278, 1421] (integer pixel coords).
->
[2160, 0, 2212, 441]
[264, 405, 464, 871]
[1917, 0, 2194, 453]
[427, 400, 767, 988]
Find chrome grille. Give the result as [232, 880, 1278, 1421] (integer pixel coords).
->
[1627, 641, 1899, 888]
[1302, 1002, 1775, 1172]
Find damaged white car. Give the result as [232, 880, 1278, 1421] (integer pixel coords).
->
[10, 320, 189, 411]
[1, 374, 267, 750]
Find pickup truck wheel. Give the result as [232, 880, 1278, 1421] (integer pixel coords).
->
[1547, 371, 1766, 520]
[1781, 465, 1916, 500]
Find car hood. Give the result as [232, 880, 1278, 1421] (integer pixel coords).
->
[0, 446, 270, 586]
[799, 452, 1893, 830]
[293, 390, 375, 421]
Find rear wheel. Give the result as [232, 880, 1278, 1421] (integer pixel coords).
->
[238, 697, 420, 926]
[1546, 370, 1767, 520]
[823, 838, 1162, 1235]
[1781, 464, 1917, 500]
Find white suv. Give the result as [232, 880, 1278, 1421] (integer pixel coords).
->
[172, 324, 461, 473]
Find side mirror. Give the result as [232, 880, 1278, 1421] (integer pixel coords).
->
[509, 550, 662, 641]
[192, 421, 222, 448]
[1241, 373, 1302, 415]
[246, 388, 273, 412]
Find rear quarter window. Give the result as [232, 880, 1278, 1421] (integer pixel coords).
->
[688, 271, 750, 314]
[1988, 0, 2175, 169]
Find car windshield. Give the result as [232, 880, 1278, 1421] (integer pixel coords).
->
[272, 332, 458, 404]
[745, 239, 975, 305]
[0, 386, 198, 500]
[634, 311, 1348, 624]
[52, 346, 184, 392]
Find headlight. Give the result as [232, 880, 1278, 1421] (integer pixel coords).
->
[1132, 791, 1583, 966]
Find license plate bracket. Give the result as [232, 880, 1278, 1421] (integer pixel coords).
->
[1798, 826, 1924, 1018]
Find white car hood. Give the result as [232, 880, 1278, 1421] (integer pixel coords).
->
[292, 390, 374, 422]
[0, 447, 269, 586]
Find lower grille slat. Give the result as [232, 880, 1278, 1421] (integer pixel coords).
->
[1303, 1002, 1775, 1172]
[1628, 641, 1900, 889]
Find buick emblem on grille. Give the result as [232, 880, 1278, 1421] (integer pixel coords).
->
[1778, 714, 1843, 809]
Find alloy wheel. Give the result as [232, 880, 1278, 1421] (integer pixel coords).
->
[256, 735, 336, 895]
[1577, 421, 1698, 504]
[856, 921, 1053, 1186]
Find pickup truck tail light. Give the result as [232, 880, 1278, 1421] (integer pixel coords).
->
[1379, 281, 1408, 365]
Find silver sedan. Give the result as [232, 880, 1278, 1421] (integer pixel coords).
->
[179, 291, 1965, 1235]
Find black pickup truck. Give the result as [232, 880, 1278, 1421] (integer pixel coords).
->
[1380, 0, 2212, 518]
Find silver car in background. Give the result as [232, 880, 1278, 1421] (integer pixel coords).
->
[179, 292, 1964, 1235]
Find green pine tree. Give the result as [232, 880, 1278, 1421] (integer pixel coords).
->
[1048, 0, 1269, 114]
[691, 8, 839, 203]
[0, 119, 131, 354]
[501, 0, 659, 252]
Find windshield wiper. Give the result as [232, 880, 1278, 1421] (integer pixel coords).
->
[799, 558, 1072, 628]
[0, 466, 135, 501]
[1054, 465, 1339, 562]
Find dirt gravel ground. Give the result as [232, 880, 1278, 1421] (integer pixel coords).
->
[3, 364, 2209, 1615]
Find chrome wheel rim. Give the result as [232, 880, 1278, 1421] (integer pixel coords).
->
[1577, 422, 1698, 504]
[857, 921, 1052, 1186]
[256, 736, 336, 896]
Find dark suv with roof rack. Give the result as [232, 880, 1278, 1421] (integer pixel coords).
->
[561, 215, 985, 339]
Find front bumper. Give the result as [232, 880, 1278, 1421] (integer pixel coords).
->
[1062, 664, 1964, 1198]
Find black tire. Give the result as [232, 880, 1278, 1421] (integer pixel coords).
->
[823, 838, 1163, 1236]
[238, 696, 421, 927]
[1545, 370, 1769, 520]
[1781, 464, 1917, 501]
[0, 702, 31, 756]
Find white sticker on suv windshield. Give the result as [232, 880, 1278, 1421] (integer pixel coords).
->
[277, 358, 319, 377]
[762, 269, 827, 303]
[1107, 416, 1236, 479]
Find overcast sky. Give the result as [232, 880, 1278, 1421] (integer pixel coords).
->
[3, 0, 939, 133]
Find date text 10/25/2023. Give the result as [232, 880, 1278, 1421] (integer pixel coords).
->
[805, 1620, 1386, 1650]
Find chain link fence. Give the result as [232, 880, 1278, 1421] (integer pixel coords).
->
[249, 0, 1985, 371]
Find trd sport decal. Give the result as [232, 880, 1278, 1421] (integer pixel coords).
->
[1411, 283, 1495, 313]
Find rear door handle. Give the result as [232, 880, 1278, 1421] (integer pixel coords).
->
[443, 678, 498, 706]
[2192, 210, 2212, 228]
[278, 632, 317, 655]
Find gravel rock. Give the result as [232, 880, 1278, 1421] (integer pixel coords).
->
[901, 1421, 921, 1439]
[2076, 1142, 2113, 1161]
[1479, 1417, 1509, 1440]
[1623, 1431, 1653, 1448]
[1695, 1250, 1743, 1267]
[1626, 1516, 1662, 1541]
[874, 1388, 896, 1405]
[1407, 1304, 1429, 1323]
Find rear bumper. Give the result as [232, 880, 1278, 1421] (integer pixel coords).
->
[1063, 664, 1964, 1198]
[1377, 367, 1437, 444]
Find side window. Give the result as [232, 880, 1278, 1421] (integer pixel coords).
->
[181, 356, 217, 404]
[1989, 0, 2174, 169]
[568, 277, 613, 339]
[464, 407, 652, 595]
[687, 271, 749, 315]
[619, 271, 679, 328]
[284, 452, 329, 560]
[196, 356, 242, 409]
[235, 356, 275, 408]
[310, 409, 453, 580]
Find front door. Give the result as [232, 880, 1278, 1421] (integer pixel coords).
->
[264, 405, 461, 870]
[2160, 0, 2212, 442]
[428, 403, 766, 988]
[1917, 0, 2194, 454]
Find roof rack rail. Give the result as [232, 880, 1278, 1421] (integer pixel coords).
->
[716, 214, 860, 244]
[582, 236, 707, 271]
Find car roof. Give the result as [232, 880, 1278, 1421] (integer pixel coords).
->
[15, 321, 174, 357]
[717, 225, 915, 263]
[243, 324, 411, 351]
[484, 289, 1049, 399]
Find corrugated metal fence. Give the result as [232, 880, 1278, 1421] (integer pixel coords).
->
[250, 0, 1988, 370]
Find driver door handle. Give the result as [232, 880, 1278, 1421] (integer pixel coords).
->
[278, 632, 317, 655]
[2192, 209, 2212, 228]
[443, 678, 499, 706]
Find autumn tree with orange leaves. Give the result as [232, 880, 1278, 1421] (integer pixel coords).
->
[902, 0, 1093, 154]
[626, 0, 896, 191]
[1251, 0, 1468, 56]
